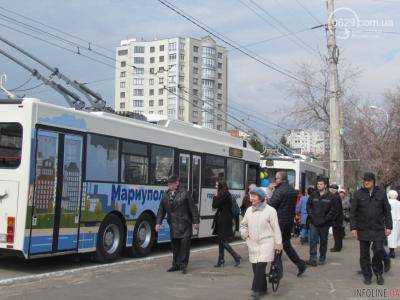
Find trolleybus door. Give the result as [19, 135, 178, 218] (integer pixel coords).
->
[30, 130, 83, 255]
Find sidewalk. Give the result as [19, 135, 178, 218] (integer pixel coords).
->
[1, 234, 400, 300]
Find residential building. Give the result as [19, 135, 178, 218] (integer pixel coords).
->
[114, 36, 228, 130]
[285, 129, 325, 157]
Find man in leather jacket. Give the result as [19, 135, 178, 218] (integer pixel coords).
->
[156, 175, 199, 274]
[350, 172, 392, 285]
[269, 171, 307, 277]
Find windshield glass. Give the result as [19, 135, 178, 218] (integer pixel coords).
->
[0, 123, 22, 168]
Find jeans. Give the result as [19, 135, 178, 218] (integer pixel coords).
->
[300, 226, 310, 240]
[309, 224, 329, 262]
[217, 239, 240, 262]
[280, 223, 305, 267]
[359, 240, 385, 279]
[252, 262, 268, 293]
[171, 236, 191, 269]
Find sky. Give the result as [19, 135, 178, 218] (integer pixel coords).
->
[0, 0, 399, 141]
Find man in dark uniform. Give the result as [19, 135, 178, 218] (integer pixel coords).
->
[329, 184, 344, 252]
[350, 172, 393, 285]
[156, 175, 199, 274]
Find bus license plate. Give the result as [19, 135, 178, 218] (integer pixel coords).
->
[0, 234, 6, 243]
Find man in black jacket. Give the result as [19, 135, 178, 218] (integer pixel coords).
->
[329, 184, 344, 252]
[350, 172, 392, 285]
[156, 176, 199, 274]
[269, 171, 307, 277]
[306, 177, 337, 266]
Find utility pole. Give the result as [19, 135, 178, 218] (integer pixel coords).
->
[326, 0, 344, 187]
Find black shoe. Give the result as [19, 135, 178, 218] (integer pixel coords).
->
[234, 256, 241, 267]
[214, 260, 225, 268]
[318, 259, 326, 265]
[363, 278, 372, 285]
[251, 292, 261, 300]
[330, 248, 340, 252]
[181, 268, 187, 274]
[306, 260, 317, 267]
[384, 259, 391, 273]
[297, 263, 307, 277]
[376, 274, 384, 285]
[167, 266, 180, 272]
[389, 250, 395, 258]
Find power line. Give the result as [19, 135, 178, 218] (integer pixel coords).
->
[294, 0, 323, 25]
[8, 76, 33, 91]
[244, 26, 321, 47]
[241, 0, 319, 55]
[155, 0, 315, 86]
[0, 6, 115, 56]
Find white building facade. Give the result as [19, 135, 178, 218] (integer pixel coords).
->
[285, 129, 325, 157]
[114, 36, 228, 130]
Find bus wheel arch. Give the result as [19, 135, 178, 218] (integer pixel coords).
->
[94, 212, 126, 262]
[131, 211, 156, 257]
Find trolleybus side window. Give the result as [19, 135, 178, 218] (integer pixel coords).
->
[246, 164, 258, 185]
[227, 158, 244, 190]
[0, 122, 22, 168]
[204, 155, 225, 187]
[150, 145, 174, 184]
[121, 141, 148, 184]
[86, 134, 119, 182]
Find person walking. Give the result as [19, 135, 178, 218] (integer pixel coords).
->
[350, 172, 393, 285]
[329, 184, 344, 252]
[339, 189, 351, 225]
[240, 187, 283, 300]
[212, 181, 241, 267]
[156, 175, 199, 274]
[269, 171, 307, 276]
[241, 183, 256, 217]
[296, 187, 314, 244]
[387, 190, 400, 258]
[306, 177, 338, 266]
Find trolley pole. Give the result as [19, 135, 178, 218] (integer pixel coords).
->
[326, 0, 344, 187]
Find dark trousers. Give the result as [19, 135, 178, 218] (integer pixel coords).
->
[359, 240, 385, 279]
[280, 223, 305, 267]
[218, 239, 240, 261]
[332, 226, 344, 251]
[252, 262, 268, 293]
[310, 224, 329, 261]
[171, 236, 191, 269]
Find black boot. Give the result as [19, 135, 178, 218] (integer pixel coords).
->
[223, 241, 241, 267]
[214, 259, 225, 267]
[376, 274, 384, 285]
[389, 248, 395, 258]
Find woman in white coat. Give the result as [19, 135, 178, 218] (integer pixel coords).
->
[387, 190, 400, 258]
[240, 187, 283, 299]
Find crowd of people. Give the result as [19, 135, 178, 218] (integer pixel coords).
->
[155, 172, 400, 299]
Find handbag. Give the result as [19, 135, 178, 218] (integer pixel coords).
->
[268, 250, 283, 292]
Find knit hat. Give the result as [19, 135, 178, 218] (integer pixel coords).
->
[250, 187, 266, 202]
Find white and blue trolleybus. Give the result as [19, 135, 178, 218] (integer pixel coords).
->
[0, 98, 260, 261]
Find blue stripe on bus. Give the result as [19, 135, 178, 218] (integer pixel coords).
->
[23, 228, 171, 256]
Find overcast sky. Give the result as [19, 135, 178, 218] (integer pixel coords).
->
[0, 0, 399, 140]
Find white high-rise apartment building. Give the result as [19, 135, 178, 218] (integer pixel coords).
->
[285, 129, 325, 157]
[114, 36, 228, 131]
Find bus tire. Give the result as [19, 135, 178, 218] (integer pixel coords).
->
[132, 213, 156, 257]
[95, 214, 124, 262]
